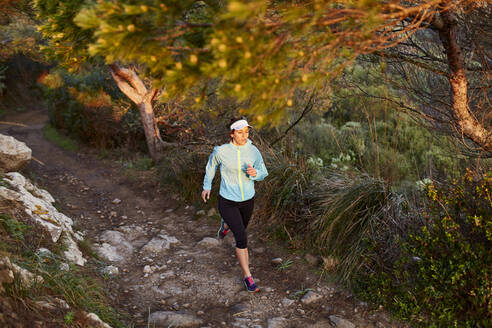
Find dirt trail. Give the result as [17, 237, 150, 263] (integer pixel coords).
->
[0, 109, 403, 328]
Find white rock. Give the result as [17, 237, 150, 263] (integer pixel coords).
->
[197, 237, 220, 247]
[301, 291, 323, 304]
[0, 256, 43, 288]
[329, 315, 355, 328]
[59, 263, 70, 271]
[63, 234, 87, 266]
[281, 298, 295, 307]
[140, 235, 179, 255]
[207, 208, 216, 216]
[143, 265, 152, 274]
[102, 265, 119, 276]
[112, 198, 121, 204]
[148, 311, 203, 327]
[86, 312, 112, 328]
[0, 134, 31, 172]
[95, 230, 134, 263]
[0, 173, 86, 265]
[196, 210, 206, 216]
[271, 258, 283, 264]
[36, 248, 54, 259]
[267, 317, 288, 328]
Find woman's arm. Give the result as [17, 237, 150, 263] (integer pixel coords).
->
[203, 147, 220, 193]
[249, 149, 268, 181]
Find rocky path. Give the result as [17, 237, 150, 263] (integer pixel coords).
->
[0, 109, 403, 328]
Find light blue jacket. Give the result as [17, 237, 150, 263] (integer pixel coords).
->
[203, 139, 268, 202]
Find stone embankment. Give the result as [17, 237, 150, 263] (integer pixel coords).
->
[0, 133, 112, 328]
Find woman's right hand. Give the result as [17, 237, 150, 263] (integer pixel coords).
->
[201, 190, 210, 203]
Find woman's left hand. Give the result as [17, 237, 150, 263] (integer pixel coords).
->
[247, 163, 257, 177]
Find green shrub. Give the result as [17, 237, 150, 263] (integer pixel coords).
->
[39, 68, 146, 150]
[43, 124, 79, 151]
[0, 214, 30, 241]
[359, 169, 492, 327]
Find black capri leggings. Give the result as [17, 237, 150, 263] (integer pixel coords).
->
[218, 195, 254, 249]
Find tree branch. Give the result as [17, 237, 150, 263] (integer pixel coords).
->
[270, 92, 317, 147]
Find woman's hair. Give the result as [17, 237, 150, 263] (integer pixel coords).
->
[227, 116, 248, 141]
[227, 116, 246, 131]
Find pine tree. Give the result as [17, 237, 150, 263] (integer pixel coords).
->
[35, 0, 491, 155]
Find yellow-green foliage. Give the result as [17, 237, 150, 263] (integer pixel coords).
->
[359, 169, 492, 327]
[40, 68, 146, 149]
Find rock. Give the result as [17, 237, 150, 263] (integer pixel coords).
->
[143, 265, 152, 274]
[253, 247, 265, 254]
[63, 234, 87, 266]
[96, 230, 134, 262]
[207, 208, 216, 216]
[281, 298, 295, 307]
[306, 319, 333, 328]
[35, 297, 69, 312]
[271, 258, 283, 264]
[305, 253, 320, 266]
[230, 303, 248, 314]
[86, 312, 112, 328]
[0, 173, 86, 266]
[329, 315, 355, 328]
[53, 297, 70, 310]
[34, 300, 57, 311]
[0, 265, 14, 293]
[36, 248, 54, 259]
[148, 311, 203, 327]
[0, 256, 43, 289]
[140, 235, 179, 255]
[264, 287, 273, 293]
[165, 208, 174, 213]
[301, 290, 323, 304]
[0, 134, 31, 172]
[197, 237, 220, 247]
[196, 210, 206, 216]
[267, 317, 288, 328]
[59, 262, 70, 271]
[112, 198, 121, 204]
[102, 265, 119, 276]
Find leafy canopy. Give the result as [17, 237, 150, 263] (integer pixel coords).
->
[35, 0, 451, 125]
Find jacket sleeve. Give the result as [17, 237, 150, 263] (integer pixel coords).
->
[249, 148, 268, 181]
[203, 147, 220, 190]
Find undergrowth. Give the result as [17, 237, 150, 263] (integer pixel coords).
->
[0, 203, 126, 327]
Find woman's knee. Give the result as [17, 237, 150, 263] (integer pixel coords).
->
[235, 235, 248, 249]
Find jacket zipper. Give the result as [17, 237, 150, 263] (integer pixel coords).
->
[237, 148, 244, 201]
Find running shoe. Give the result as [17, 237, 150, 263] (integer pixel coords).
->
[217, 219, 229, 239]
[244, 276, 260, 293]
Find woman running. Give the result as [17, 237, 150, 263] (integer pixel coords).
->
[201, 117, 268, 293]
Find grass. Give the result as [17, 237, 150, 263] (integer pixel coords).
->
[43, 124, 79, 151]
[0, 202, 127, 327]
[276, 259, 293, 271]
[289, 286, 313, 300]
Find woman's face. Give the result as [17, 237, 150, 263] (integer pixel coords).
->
[231, 126, 249, 146]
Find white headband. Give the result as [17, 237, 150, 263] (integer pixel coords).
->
[230, 119, 251, 130]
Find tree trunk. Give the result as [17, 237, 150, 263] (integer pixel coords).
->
[109, 64, 164, 161]
[138, 92, 163, 162]
[438, 11, 492, 153]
